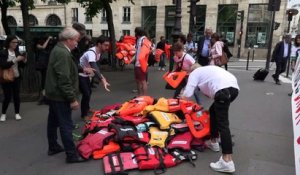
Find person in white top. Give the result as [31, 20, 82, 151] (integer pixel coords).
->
[78, 35, 110, 121]
[181, 64, 240, 173]
[291, 34, 300, 72]
[172, 42, 200, 103]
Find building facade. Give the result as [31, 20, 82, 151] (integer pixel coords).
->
[1, 0, 289, 58]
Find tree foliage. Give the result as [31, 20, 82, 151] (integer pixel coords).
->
[77, 0, 135, 68]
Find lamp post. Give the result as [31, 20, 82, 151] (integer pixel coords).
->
[169, 0, 182, 71]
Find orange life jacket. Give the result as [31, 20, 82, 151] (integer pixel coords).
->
[137, 38, 152, 73]
[163, 71, 187, 89]
[117, 96, 154, 116]
[180, 102, 210, 139]
[92, 141, 120, 160]
[155, 49, 164, 62]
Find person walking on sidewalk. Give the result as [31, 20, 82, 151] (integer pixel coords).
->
[45, 27, 85, 163]
[181, 64, 239, 173]
[78, 35, 111, 121]
[0, 35, 27, 122]
[271, 34, 292, 85]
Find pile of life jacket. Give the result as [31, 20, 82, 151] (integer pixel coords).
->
[77, 96, 210, 175]
[115, 35, 136, 64]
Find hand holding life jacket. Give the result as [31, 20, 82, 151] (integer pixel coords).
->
[155, 49, 164, 62]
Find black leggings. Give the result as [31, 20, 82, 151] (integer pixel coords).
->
[1, 78, 21, 114]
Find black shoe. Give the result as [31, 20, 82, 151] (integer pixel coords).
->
[48, 146, 64, 156]
[66, 155, 86, 163]
[276, 81, 281, 85]
[288, 92, 293, 96]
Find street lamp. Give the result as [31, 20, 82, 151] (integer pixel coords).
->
[286, 9, 299, 33]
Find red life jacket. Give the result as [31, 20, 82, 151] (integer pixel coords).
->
[93, 141, 120, 160]
[167, 131, 193, 151]
[103, 152, 138, 175]
[133, 146, 177, 173]
[191, 138, 206, 152]
[77, 128, 115, 159]
[82, 117, 115, 136]
[109, 124, 138, 142]
[100, 103, 122, 114]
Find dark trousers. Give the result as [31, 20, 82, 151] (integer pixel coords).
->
[273, 60, 287, 81]
[1, 78, 20, 114]
[79, 76, 91, 118]
[159, 53, 166, 68]
[47, 100, 76, 156]
[209, 87, 239, 154]
[38, 69, 47, 90]
[198, 55, 210, 66]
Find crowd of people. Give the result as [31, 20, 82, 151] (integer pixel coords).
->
[2, 23, 298, 173]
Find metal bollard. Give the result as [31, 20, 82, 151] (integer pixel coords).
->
[246, 47, 250, 70]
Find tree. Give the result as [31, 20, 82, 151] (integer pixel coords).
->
[0, 0, 17, 35]
[77, 0, 135, 69]
[17, 0, 69, 99]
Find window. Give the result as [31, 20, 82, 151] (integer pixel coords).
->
[101, 9, 107, 23]
[72, 8, 78, 22]
[7, 16, 17, 26]
[165, 6, 176, 42]
[29, 14, 38, 26]
[217, 5, 238, 46]
[46, 14, 62, 26]
[194, 5, 206, 40]
[86, 30, 93, 37]
[85, 9, 92, 23]
[122, 30, 130, 36]
[123, 7, 131, 22]
[102, 30, 109, 37]
[142, 6, 157, 39]
[245, 4, 272, 48]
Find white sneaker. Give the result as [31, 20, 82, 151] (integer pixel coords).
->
[162, 68, 166, 71]
[15, 114, 22, 120]
[205, 140, 220, 152]
[0, 114, 6, 122]
[210, 156, 235, 173]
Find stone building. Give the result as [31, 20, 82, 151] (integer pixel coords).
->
[1, 0, 289, 58]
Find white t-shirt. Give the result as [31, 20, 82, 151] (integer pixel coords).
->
[79, 47, 100, 77]
[173, 53, 195, 71]
[182, 65, 240, 99]
[135, 36, 146, 67]
[291, 45, 300, 58]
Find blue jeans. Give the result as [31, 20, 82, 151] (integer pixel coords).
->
[47, 100, 76, 156]
[79, 76, 91, 118]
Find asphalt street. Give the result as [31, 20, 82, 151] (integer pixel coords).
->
[0, 60, 295, 175]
